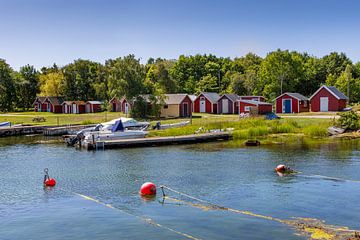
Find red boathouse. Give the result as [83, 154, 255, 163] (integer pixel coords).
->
[309, 86, 348, 112]
[275, 93, 309, 114]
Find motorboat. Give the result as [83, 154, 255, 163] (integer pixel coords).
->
[82, 119, 148, 143]
[0, 122, 11, 128]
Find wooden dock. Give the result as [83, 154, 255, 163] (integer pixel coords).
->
[0, 125, 45, 137]
[84, 132, 232, 150]
[43, 124, 95, 136]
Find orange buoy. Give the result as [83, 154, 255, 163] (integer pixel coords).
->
[140, 182, 156, 196]
[44, 178, 56, 187]
[43, 168, 56, 187]
[275, 164, 286, 173]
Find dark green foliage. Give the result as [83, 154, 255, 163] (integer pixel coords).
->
[337, 111, 360, 130]
[0, 59, 16, 112]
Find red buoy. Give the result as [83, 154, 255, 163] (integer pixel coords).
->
[140, 182, 156, 196]
[44, 178, 56, 187]
[275, 164, 286, 173]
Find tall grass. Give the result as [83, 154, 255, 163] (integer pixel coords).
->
[303, 125, 328, 137]
[149, 116, 332, 140]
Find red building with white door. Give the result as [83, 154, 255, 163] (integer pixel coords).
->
[194, 92, 220, 114]
[309, 86, 348, 112]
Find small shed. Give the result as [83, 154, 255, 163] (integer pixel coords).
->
[42, 97, 64, 113]
[239, 96, 265, 102]
[194, 92, 220, 114]
[62, 101, 85, 114]
[218, 94, 240, 114]
[309, 86, 348, 112]
[33, 97, 46, 112]
[275, 93, 309, 114]
[109, 97, 122, 112]
[238, 100, 273, 114]
[161, 94, 193, 118]
[120, 97, 131, 114]
[85, 101, 102, 113]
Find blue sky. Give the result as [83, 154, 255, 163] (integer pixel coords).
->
[1, 0, 360, 70]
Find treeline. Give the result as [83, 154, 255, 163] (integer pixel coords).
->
[1, 50, 360, 112]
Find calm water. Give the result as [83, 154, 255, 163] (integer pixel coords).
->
[0, 136, 359, 240]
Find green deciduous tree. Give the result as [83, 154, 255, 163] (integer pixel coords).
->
[0, 59, 16, 112]
[107, 55, 146, 100]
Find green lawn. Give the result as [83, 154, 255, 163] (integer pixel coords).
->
[0, 111, 127, 126]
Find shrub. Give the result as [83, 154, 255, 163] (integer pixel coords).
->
[337, 111, 360, 130]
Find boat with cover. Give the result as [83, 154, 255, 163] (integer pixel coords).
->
[82, 119, 148, 143]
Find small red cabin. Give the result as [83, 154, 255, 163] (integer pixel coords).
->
[121, 97, 131, 114]
[109, 97, 122, 112]
[33, 97, 46, 112]
[239, 96, 265, 102]
[309, 86, 348, 112]
[218, 94, 240, 114]
[238, 100, 273, 114]
[275, 93, 309, 114]
[62, 101, 85, 114]
[85, 101, 102, 113]
[194, 92, 220, 114]
[39, 97, 64, 113]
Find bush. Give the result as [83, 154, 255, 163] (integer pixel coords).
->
[337, 111, 360, 130]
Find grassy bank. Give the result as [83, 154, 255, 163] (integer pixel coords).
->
[149, 115, 333, 139]
[1, 111, 333, 140]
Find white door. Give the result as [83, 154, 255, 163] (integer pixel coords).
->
[124, 103, 129, 114]
[200, 97, 206, 113]
[64, 105, 68, 114]
[72, 103, 77, 114]
[320, 97, 329, 112]
[222, 99, 229, 114]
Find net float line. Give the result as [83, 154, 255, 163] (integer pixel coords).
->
[58, 188, 201, 240]
[160, 185, 359, 240]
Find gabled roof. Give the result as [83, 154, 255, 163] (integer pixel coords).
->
[275, 92, 309, 101]
[309, 86, 348, 100]
[220, 94, 240, 102]
[44, 96, 64, 105]
[109, 96, 120, 103]
[188, 95, 197, 102]
[199, 92, 220, 103]
[164, 94, 189, 105]
[86, 101, 102, 105]
[238, 99, 272, 105]
[33, 97, 46, 105]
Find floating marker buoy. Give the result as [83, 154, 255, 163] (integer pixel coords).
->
[140, 182, 156, 196]
[44, 178, 56, 187]
[43, 168, 56, 187]
[275, 164, 286, 172]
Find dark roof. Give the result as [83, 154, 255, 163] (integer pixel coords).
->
[284, 93, 308, 101]
[201, 92, 220, 103]
[44, 97, 64, 105]
[221, 94, 240, 102]
[33, 97, 46, 104]
[239, 99, 272, 105]
[326, 86, 348, 100]
[164, 94, 188, 104]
